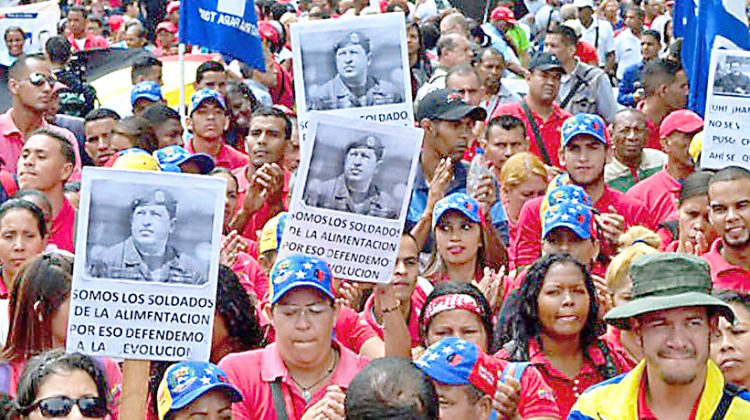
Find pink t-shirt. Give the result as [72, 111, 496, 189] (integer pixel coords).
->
[219, 342, 368, 420]
[186, 139, 248, 171]
[0, 110, 83, 179]
[513, 185, 653, 268]
[626, 168, 682, 225]
[702, 239, 750, 292]
[49, 197, 76, 253]
[232, 251, 269, 301]
[232, 165, 290, 241]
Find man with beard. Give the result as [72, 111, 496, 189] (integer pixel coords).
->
[570, 253, 750, 419]
[703, 167, 750, 292]
[474, 47, 520, 119]
[513, 113, 652, 268]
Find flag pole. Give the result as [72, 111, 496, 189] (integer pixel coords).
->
[179, 42, 186, 140]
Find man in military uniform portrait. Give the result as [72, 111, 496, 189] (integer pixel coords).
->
[305, 135, 398, 218]
[308, 31, 402, 110]
[87, 189, 206, 285]
[716, 61, 750, 95]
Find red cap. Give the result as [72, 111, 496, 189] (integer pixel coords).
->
[156, 21, 178, 34]
[490, 7, 517, 24]
[108, 15, 125, 33]
[167, 1, 180, 15]
[659, 109, 704, 138]
[258, 21, 280, 44]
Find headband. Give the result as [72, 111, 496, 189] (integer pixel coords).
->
[423, 294, 484, 328]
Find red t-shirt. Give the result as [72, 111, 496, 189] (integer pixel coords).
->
[702, 239, 750, 292]
[512, 186, 654, 268]
[219, 342, 368, 420]
[492, 100, 572, 169]
[49, 197, 76, 253]
[626, 168, 682, 225]
[576, 41, 600, 66]
[636, 101, 663, 151]
[186, 139, 249, 171]
[232, 251, 269, 301]
[232, 165, 291, 241]
[637, 372, 702, 419]
[495, 338, 634, 418]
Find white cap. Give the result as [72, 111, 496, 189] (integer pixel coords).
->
[573, 0, 595, 9]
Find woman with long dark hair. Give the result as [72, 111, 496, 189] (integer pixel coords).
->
[497, 253, 632, 417]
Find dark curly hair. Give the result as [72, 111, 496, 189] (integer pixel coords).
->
[419, 281, 495, 353]
[12, 350, 110, 418]
[500, 253, 604, 360]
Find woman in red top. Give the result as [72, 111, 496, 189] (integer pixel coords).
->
[497, 253, 633, 417]
[0, 200, 48, 297]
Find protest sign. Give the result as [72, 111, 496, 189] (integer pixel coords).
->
[701, 48, 750, 170]
[179, 0, 265, 71]
[290, 13, 413, 143]
[0, 0, 59, 59]
[67, 168, 226, 362]
[278, 112, 423, 283]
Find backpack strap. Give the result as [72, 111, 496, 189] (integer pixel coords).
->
[711, 383, 744, 420]
[560, 66, 598, 109]
[271, 377, 290, 420]
[519, 101, 551, 166]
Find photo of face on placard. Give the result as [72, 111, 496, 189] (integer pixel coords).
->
[297, 21, 407, 112]
[713, 55, 750, 97]
[302, 123, 412, 220]
[84, 180, 217, 285]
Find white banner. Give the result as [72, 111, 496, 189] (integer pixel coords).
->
[0, 1, 59, 59]
[278, 113, 423, 283]
[701, 48, 750, 170]
[67, 168, 226, 361]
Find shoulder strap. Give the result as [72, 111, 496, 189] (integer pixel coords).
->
[519, 101, 551, 165]
[271, 377, 290, 420]
[500, 361, 531, 383]
[0, 171, 17, 199]
[711, 383, 743, 420]
[560, 66, 598, 109]
[595, 22, 600, 49]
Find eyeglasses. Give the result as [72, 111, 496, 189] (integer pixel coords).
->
[25, 72, 58, 87]
[25, 396, 107, 418]
[275, 302, 333, 321]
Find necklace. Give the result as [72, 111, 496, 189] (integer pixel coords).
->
[289, 350, 338, 402]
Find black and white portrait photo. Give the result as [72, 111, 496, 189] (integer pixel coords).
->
[713, 55, 750, 97]
[82, 174, 224, 286]
[292, 13, 411, 113]
[301, 117, 418, 220]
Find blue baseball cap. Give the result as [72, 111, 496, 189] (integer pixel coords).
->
[546, 184, 592, 207]
[157, 361, 242, 420]
[415, 337, 499, 397]
[561, 113, 608, 147]
[432, 192, 483, 230]
[131, 81, 163, 106]
[190, 89, 227, 115]
[542, 201, 594, 240]
[153, 145, 215, 174]
[270, 254, 335, 305]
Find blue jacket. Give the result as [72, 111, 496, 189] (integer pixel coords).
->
[617, 61, 644, 107]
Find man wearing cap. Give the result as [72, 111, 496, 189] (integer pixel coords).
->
[305, 135, 397, 218]
[604, 109, 667, 193]
[153, 144, 215, 174]
[157, 361, 243, 420]
[627, 109, 703, 223]
[716, 61, 750, 95]
[703, 166, 750, 292]
[185, 89, 248, 171]
[87, 188, 205, 284]
[219, 254, 369, 420]
[544, 25, 617, 123]
[576, 0, 616, 73]
[309, 31, 401, 111]
[492, 52, 571, 169]
[482, 7, 531, 68]
[570, 253, 750, 419]
[131, 81, 164, 116]
[513, 114, 652, 268]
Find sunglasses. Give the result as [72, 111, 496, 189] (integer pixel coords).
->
[26, 396, 107, 418]
[26, 72, 58, 87]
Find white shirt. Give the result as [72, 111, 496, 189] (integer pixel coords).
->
[581, 18, 615, 67]
[414, 0, 438, 21]
[615, 28, 642, 80]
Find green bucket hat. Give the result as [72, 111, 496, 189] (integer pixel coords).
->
[604, 253, 734, 330]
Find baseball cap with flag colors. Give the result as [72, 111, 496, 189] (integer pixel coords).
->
[542, 201, 594, 240]
[432, 192, 483, 230]
[157, 361, 242, 420]
[259, 212, 288, 254]
[561, 113, 608, 147]
[270, 254, 335, 304]
[415, 337, 499, 397]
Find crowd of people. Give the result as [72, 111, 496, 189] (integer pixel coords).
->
[0, 0, 748, 419]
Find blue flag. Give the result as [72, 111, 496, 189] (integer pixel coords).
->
[179, 0, 265, 71]
[681, 0, 750, 116]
